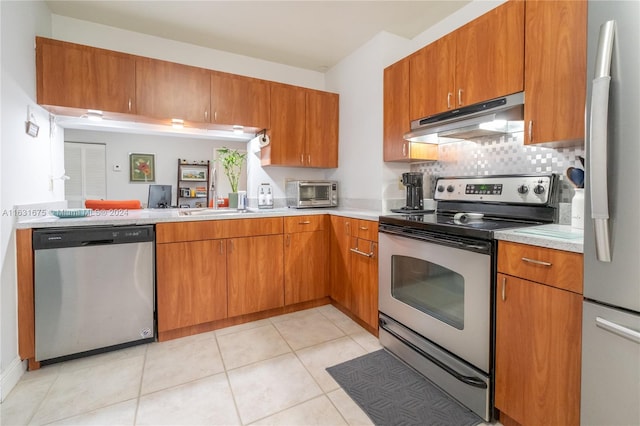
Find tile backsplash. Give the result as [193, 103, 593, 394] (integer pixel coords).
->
[411, 132, 585, 203]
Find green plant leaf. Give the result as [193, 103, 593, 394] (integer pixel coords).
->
[217, 147, 247, 193]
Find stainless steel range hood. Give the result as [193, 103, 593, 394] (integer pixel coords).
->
[404, 92, 525, 142]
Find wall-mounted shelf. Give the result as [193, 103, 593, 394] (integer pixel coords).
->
[177, 159, 210, 208]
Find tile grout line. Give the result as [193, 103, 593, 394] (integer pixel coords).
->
[132, 343, 149, 426]
[23, 366, 61, 426]
[212, 330, 245, 426]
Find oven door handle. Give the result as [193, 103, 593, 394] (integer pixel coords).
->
[379, 318, 488, 389]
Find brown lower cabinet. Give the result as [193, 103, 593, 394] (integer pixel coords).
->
[329, 216, 379, 333]
[227, 234, 284, 317]
[156, 239, 227, 332]
[495, 241, 583, 426]
[284, 216, 328, 305]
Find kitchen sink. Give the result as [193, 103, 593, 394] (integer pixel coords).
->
[177, 208, 248, 217]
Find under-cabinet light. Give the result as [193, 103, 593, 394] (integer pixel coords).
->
[86, 110, 103, 121]
[171, 118, 184, 129]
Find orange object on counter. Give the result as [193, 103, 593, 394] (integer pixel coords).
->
[85, 199, 142, 210]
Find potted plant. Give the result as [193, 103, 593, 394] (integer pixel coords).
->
[217, 147, 247, 208]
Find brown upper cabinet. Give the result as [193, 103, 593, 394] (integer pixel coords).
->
[409, 0, 525, 120]
[135, 57, 211, 123]
[36, 36, 136, 114]
[263, 83, 339, 168]
[383, 58, 438, 162]
[524, 0, 587, 146]
[210, 71, 271, 129]
[35, 37, 338, 144]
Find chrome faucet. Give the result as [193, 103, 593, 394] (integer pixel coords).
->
[210, 166, 218, 209]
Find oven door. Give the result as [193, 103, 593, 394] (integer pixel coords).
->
[379, 231, 492, 373]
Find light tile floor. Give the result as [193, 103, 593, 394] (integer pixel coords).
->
[0, 305, 380, 426]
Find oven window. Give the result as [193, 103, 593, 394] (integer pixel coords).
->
[390, 255, 464, 330]
[299, 185, 329, 201]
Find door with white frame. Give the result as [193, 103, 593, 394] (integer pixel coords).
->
[64, 142, 107, 208]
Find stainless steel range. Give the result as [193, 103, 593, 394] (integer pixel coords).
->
[378, 174, 559, 421]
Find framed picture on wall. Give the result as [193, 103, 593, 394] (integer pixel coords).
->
[179, 166, 207, 181]
[130, 153, 155, 182]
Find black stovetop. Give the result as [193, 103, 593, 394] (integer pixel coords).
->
[378, 212, 544, 240]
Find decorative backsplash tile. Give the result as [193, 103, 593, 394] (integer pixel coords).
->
[411, 133, 585, 203]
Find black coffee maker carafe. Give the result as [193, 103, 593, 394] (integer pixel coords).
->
[402, 172, 424, 210]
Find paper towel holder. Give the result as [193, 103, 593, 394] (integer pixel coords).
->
[256, 129, 270, 147]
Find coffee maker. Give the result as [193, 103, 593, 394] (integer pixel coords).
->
[392, 172, 432, 213]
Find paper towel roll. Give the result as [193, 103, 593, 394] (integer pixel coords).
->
[258, 134, 270, 147]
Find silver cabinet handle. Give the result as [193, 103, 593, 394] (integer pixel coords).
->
[402, 143, 407, 157]
[528, 120, 533, 143]
[458, 89, 463, 106]
[219, 240, 224, 255]
[447, 92, 452, 109]
[128, 98, 132, 112]
[307, 154, 311, 165]
[205, 109, 208, 121]
[214, 111, 217, 122]
[300, 154, 304, 164]
[501, 276, 506, 302]
[590, 20, 616, 263]
[521, 257, 552, 267]
[298, 221, 311, 225]
[596, 317, 640, 344]
[346, 222, 351, 235]
[350, 247, 373, 257]
[359, 226, 368, 231]
[286, 234, 291, 247]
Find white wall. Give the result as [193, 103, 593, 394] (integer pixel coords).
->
[64, 129, 248, 206]
[0, 0, 60, 401]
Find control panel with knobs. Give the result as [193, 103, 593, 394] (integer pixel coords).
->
[434, 175, 557, 205]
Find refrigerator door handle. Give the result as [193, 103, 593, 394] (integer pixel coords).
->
[589, 20, 616, 262]
[596, 316, 640, 344]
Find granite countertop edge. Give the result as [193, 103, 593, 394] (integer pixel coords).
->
[15, 207, 383, 229]
[494, 224, 584, 254]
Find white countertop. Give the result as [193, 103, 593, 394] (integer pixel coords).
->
[494, 224, 584, 253]
[15, 207, 383, 229]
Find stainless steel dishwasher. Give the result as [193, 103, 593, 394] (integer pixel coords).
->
[33, 225, 155, 363]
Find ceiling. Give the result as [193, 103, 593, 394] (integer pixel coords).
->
[45, 1, 470, 72]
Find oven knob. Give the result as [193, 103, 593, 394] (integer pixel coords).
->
[437, 185, 445, 193]
[446, 185, 455, 193]
[533, 184, 545, 195]
[517, 184, 529, 194]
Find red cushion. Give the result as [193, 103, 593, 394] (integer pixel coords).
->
[85, 200, 142, 210]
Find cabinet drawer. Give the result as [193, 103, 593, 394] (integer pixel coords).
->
[497, 241, 583, 294]
[157, 217, 283, 243]
[355, 220, 378, 242]
[284, 215, 326, 233]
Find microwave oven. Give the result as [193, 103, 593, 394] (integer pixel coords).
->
[286, 180, 338, 208]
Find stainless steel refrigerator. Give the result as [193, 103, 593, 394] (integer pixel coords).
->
[582, 1, 640, 425]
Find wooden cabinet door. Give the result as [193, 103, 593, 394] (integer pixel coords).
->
[384, 58, 411, 161]
[455, 0, 524, 108]
[524, 0, 587, 145]
[36, 37, 135, 114]
[227, 234, 284, 316]
[263, 84, 306, 166]
[136, 58, 210, 122]
[384, 58, 439, 163]
[350, 237, 378, 330]
[495, 273, 582, 425]
[211, 72, 270, 129]
[409, 34, 456, 119]
[284, 230, 328, 304]
[156, 240, 227, 332]
[330, 216, 353, 308]
[306, 90, 339, 168]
